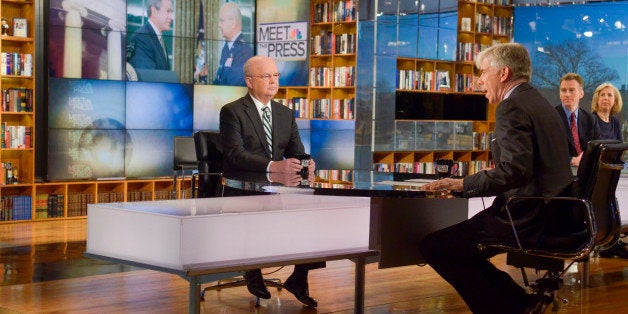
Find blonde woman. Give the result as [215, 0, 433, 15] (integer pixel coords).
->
[591, 82, 623, 141]
[592, 82, 627, 259]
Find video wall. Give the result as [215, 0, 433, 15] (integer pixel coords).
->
[45, 0, 354, 181]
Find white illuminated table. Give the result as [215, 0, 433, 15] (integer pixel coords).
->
[85, 194, 375, 314]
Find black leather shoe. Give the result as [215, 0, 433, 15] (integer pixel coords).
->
[243, 269, 271, 299]
[284, 274, 318, 307]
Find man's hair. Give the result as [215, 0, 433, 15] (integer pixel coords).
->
[560, 73, 584, 89]
[591, 82, 623, 115]
[475, 43, 531, 81]
[146, 0, 163, 17]
[221, 2, 243, 29]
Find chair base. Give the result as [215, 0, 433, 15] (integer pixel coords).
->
[200, 277, 283, 301]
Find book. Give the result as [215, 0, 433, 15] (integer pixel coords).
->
[12, 18, 27, 37]
[461, 17, 471, 32]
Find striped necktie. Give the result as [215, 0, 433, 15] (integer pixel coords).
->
[262, 106, 273, 158]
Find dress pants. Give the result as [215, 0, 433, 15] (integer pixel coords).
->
[222, 185, 326, 272]
[418, 197, 531, 314]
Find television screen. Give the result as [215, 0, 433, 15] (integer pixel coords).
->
[47, 78, 194, 180]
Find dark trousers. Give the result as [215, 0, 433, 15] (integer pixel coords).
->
[222, 185, 326, 275]
[418, 199, 531, 314]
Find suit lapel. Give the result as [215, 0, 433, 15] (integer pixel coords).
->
[244, 95, 273, 158]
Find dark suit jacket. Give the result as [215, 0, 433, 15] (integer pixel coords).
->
[213, 34, 253, 86]
[220, 94, 304, 173]
[128, 23, 170, 70]
[555, 105, 600, 156]
[463, 83, 574, 233]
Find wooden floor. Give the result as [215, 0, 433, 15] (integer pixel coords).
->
[0, 219, 626, 313]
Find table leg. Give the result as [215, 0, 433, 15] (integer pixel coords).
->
[354, 257, 365, 314]
[189, 275, 200, 314]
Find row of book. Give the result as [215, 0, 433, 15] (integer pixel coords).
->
[1, 124, 32, 148]
[397, 69, 450, 91]
[457, 42, 491, 62]
[34, 194, 64, 219]
[277, 97, 355, 120]
[1, 195, 32, 221]
[127, 190, 152, 202]
[312, 0, 357, 23]
[455, 73, 476, 93]
[466, 0, 511, 5]
[67, 193, 93, 217]
[310, 66, 356, 87]
[374, 160, 495, 176]
[316, 169, 353, 182]
[1, 52, 33, 76]
[311, 32, 356, 55]
[474, 14, 512, 36]
[0, 162, 18, 185]
[2, 88, 33, 112]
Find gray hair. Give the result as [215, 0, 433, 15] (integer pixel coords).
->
[476, 43, 531, 82]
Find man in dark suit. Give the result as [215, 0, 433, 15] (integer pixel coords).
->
[219, 56, 322, 308]
[128, 0, 172, 71]
[420, 43, 574, 313]
[213, 2, 253, 86]
[554, 73, 600, 166]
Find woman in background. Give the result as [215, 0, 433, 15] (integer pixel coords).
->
[591, 82, 627, 259]
[591, 82, 623, 141]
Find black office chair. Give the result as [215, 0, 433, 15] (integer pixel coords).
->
[481, 140, 627, 312]
[173, 136, 198, 199]
[193, 131, 224, 198]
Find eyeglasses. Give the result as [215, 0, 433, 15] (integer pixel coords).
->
[247, 73, 281, 81]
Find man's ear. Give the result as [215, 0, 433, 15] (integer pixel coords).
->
[500, 66, 511, 82]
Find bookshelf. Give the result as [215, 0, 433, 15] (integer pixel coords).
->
[372, 0, 513, 175]
[276, 0, 357, 121]
[0, 0, 35, 221]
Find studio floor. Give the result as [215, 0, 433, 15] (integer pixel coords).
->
[0, 219, 627, 313]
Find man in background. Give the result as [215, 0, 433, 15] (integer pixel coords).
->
[213, 2, 253, 86]
[220, 56, 322, 308]
[554, 73, 600, 167]
[128, 0, 173, 71]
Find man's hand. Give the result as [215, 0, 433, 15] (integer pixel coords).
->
[571, 153, 583, 167]
[269, 158, 304, 173]
[421, 178, 464, 192]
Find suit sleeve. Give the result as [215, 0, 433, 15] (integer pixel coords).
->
[463, 100, 534, 197]
[220, 104, 271, 172]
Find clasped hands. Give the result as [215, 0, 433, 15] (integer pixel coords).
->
[421, 177, 463, 192]
[268, 158, 316, 187]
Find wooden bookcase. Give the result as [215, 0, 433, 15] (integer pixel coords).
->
[0, 0, 36, 222]
[276, 0, 357, 121]
[372, 0, 512, 175]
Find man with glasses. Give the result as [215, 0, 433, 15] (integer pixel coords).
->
[219, 56, 322, 308]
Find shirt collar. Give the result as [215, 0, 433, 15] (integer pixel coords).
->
[148, 20, 162, 37]
[250, 94, 271, 114]
[503, 83, 522, 100]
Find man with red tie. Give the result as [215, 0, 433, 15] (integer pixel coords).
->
[554, 73, 600, 166]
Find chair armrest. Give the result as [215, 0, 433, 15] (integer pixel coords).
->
[504, 196, 596, 259]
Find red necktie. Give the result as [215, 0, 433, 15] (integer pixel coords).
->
[570, 112, 582, 154]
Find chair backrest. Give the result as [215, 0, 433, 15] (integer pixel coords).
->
[576, 140, 627, 249]
[173, 136, 198, 171]
[193, 131, 223, 198]
[193, 131, 223, 174]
